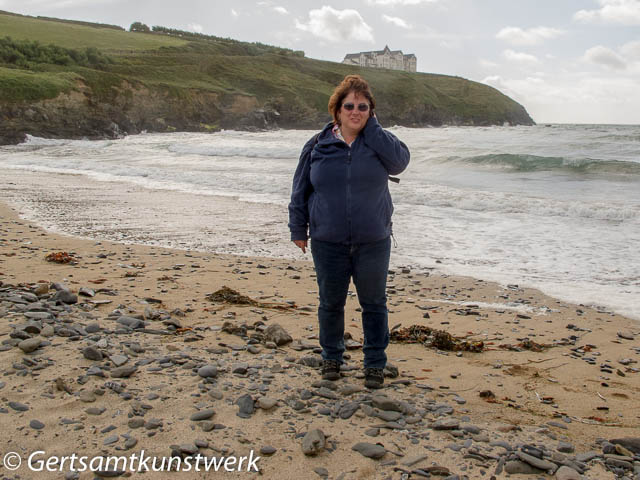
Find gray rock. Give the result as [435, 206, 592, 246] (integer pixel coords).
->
[557, 442, 575, 453]
[575, 451, 599, 462]
[190, 409, 215, 421]
[372, 395, 403, 412]
[505, 460, 543, 475]
[86, 407, 106, 416]
[610, 437, 640, 454]
[260, 446, 276, 455]
[617, 331, 634, 340]
[340, 384, 364, 396]
[232, 362, 249, 374]
[555, 465, 582, 480]
[302, 429, 325, 456]
[516, 451, 558, 472]
[110, 355, 128, 367]
[257, 397, 278, 410]
[8, 402, 29, 412]
[298, 355, 323, 368]
[117, 316, 145, 329]
[352, 442, 386, 459]
[197, 365, 218, 378]
[54, 290, 77, 304]
[128, 418, 145, 429]
[179, 444, 199, 455]
[82, 346, 103, 361]
[263, 323, 292, 346]
[338, 402, 359, 419]
[461, 424, 481, 434]
[86, 323, 102, 334]
[374, 409, 402, 422]
[236, 394, 254, 418]
[103, 435, 119, 445]
[29, 419, 45, 430]
[124, 438, 138, 450]
[41, 325, 54, 337]
[431, 418, 460, 430]
[144, 418, 163, 430]
[313, 467, 329, 478]
[110, 366, 137, 378]
[18, 337, 42, 353]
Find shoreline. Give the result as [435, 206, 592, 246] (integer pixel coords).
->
[0, 166, 637, 323]
[1, 198, 639, 479]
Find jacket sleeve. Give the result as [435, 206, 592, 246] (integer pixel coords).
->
[361, 116, 410, 175]
[287, 135, 316, 241]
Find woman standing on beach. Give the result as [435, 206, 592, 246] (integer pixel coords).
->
[288, 74, 410, 389]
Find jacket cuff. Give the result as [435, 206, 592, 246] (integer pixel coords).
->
[290, 230, 308, 241]
[363, 116, 380, 135]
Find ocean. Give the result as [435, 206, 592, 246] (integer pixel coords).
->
[0, 124, 638, 320]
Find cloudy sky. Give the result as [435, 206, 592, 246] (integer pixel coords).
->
[2, 0, 639, 124]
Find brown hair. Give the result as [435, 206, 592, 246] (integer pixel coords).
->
[328, 74, 376, 124]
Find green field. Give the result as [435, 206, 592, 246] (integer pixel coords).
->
[0, 12, 186, 52]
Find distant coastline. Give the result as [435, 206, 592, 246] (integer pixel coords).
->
[0, 10, 534, 145]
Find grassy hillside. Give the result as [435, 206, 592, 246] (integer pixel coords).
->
[0, 10, 534, 143]
[0, 11, 186, 51]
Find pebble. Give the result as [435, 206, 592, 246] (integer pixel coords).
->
[236, 394, 254, 418]
[302, 429, 325, 456]
[82, 347, 103, 361]
[232, 362, 249, 374]
[18, 337, 42, 353]
[516, 451, 558, 472]
[257, 397, 278, 410]
[198, 365, 218, 378]
[190, 409, 215, 421]
[263, 324, 292, 346]
[29, 419, 45, 430]
[504, 460, 543, 475]
[110, 366, 137, 378]
[260, 446, 276, 455]
[352, 442, 386, 459]
[555, 465, 582, 480]
[9, 401, 29, 412]
[110, 355, 128, 367]
[431, 418, 460, 430]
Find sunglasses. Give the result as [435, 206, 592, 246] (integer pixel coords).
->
[342, 102, 370, 112]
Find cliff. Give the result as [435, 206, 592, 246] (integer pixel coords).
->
[0, 11, 534, 145]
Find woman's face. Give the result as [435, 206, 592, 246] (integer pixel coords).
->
[338, 91, 370, 135]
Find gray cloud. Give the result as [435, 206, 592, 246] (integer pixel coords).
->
[295, 6, 374, 43]
[496, 26, 565, 46]
[583, 45, 627, 69]
[574, 0, 640, 26]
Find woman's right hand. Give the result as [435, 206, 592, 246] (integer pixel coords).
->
[293, 239, 308, 254]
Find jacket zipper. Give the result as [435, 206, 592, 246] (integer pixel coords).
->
[346, 147, 352, 244]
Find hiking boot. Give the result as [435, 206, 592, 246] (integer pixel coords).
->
[364, 367, 384, 389]
[321, 359, 341, 381]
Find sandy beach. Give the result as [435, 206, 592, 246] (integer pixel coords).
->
[1, 199, 639, 480]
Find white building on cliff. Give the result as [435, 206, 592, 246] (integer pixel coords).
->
[342, 45, 417, 72]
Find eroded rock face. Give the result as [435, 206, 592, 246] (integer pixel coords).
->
[0, 75, 534, 145]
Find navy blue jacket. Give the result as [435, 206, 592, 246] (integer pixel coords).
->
[288, 117, 410, 244]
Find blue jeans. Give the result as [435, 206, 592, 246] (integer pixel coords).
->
[310, 236, 391, 369]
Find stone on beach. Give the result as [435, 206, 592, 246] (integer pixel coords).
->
[263, 324, 292, 346]
[351, 442, 386, 459]
[18, 337, 42, 353]
[302, 429, 325, 456]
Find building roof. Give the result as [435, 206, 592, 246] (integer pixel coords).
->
[343, 45, 412, 58]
